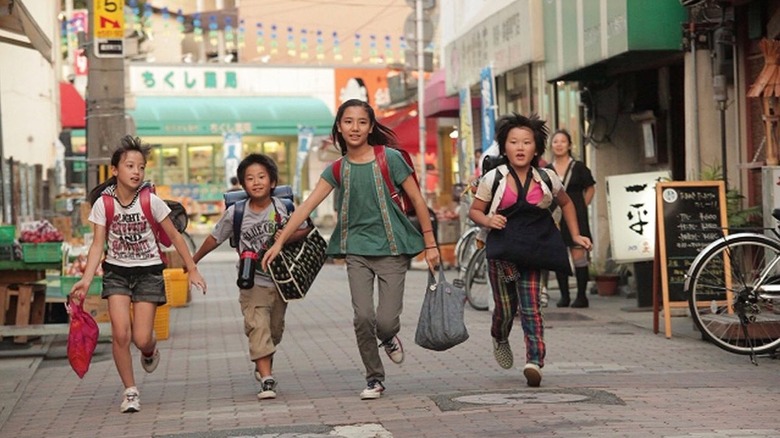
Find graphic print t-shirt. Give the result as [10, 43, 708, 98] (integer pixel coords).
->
[89, 191, 171, 267]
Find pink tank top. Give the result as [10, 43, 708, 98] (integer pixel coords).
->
[498, 183, 543, 209]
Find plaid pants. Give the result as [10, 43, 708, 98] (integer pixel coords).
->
[488, 259, 545, 367]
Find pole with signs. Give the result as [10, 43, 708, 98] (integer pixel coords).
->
[86, 0, 127, 190]
[416, 0, 426, 198]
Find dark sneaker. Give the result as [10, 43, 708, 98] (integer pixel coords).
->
[257, 378, 277, 400]
[120, 387, 140, 413]
[141, 349, 160, 373]
[570, 297, 589, 308]
[556, 296, 570, 307]
[380, 335, 404, 364]
[359, 379, 385, 400]
[523, 363, 542, 387]
[493, 339, 513, 369]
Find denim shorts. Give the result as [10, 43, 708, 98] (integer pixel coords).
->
[101, 269, 167, 304]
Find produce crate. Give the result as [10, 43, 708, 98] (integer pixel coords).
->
[60, 276, 102, 296]
[0, 244, 17, 261]
[21, 242, 63, 263]
[0, 225, 15, 244]
[155, 305, 171, 340]
[163, 268, 190, 307]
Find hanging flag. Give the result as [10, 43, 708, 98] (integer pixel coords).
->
[369, 34, 379, 63]
[459, 88, 475, 184]
[161, 7, 170, 33]
[270, 24, 278, 54]
[294, 127, 315, 201]
[238, 19, 246, 48]
[399, 36, 407, 63]
[384, 35, 394, 64]
[353, 33, 362, 63]
[225, 17, 235, 52]
[286, 26, 296, 57]
[300, 28, 309, 59]
[256, 22, 265, 53]
[176, 9, 185, 39]
[208, 15, 219, 48]
[480, 65, 497, 153]
[193, 14, 203, 42]
[332, 31, 342, 61]
[315, 30, 324, 60]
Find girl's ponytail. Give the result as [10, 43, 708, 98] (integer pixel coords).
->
[88, 176, 116, 205]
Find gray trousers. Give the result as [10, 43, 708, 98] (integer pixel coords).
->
[345, 255, 409, 382]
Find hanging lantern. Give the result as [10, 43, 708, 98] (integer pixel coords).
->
[369, 34, 380, 63]
[399, 36, 407, 63]
[748, 38, 780, 166]
[176, 9, 185, 39]
[256, 23, 265, 53]
[161, 7, 170, 33]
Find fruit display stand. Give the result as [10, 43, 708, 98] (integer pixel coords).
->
[0, 259, 62, 343]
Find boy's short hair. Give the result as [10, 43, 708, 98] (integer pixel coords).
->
[236, 154, 279, 187]
[230, 176, 239, 185]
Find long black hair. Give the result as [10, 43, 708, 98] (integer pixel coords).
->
[495, 112, 549, 168]
[331, 99, 398, 156]
[87, 135, 151, 205]
[551, 128, 574, 157]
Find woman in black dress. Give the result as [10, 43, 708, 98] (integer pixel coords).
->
[548, 129, 595, 308]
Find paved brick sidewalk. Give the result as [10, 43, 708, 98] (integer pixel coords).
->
[1, 254, 779, 437]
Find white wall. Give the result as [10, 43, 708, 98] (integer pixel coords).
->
[0, 1, 59, 172]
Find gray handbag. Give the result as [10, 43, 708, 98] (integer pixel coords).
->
[414, 269, 469, 351]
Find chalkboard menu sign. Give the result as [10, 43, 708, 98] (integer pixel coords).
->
[656, 181, 727, 303]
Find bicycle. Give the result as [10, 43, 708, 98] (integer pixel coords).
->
[462, 246, 490, 311]
[684, 208, 780, 364]
[454, 225, 479, 273]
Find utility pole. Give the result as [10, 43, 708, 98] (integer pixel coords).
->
[85, 0, 126, 190]
[416, 0, 426, 197]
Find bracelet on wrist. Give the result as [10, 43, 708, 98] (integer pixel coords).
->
[421, 229, 434, 234]
[425, 246, 438, 250]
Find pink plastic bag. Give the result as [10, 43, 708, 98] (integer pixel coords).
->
[67, 297, 99, 378]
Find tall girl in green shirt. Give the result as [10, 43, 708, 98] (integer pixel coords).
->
[262, 99, 439, 400]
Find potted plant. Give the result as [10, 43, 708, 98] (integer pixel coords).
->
[590, 259, 624, 296]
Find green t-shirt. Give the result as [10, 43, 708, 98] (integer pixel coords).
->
[322, 147, 424, 257]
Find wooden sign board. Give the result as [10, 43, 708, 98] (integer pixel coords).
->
[655, 181, 727, 338]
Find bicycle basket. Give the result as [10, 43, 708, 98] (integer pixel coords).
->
[165, 200, 188, 233]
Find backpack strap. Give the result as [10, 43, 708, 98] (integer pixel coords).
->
[102, 194, 115, 232]
[139, 188, 169, 264]
[536, 167, 554, 192]
[233, 199, 246, 253]
[374, 145, 405, 211]
[332, 157, 343, 185]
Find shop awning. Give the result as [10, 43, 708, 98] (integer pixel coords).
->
[424, 69, 460, 118]
[130, 96, 334, 136]
[543, 0, 686, 82]
[0, 0, 52, 63]
[60, 82, 85, 129]
[378, 106, 437, 156]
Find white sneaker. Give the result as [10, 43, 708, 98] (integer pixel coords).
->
[359, 380, 385, 400]
[120, 387, 140, 413]
[523, 363, 542, 387]
[140, 349, 160, 373]
[381, 336, 404, 364]
[257, 378, 277, 400]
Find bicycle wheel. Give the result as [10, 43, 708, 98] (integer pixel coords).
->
[464, 247, 490, 311]
[455, 227, 479, 271]
[686, 233, 780, 355]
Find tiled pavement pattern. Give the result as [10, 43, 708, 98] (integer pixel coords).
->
[1, 249, 779, 437]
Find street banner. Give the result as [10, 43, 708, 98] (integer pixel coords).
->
[294, 126, 315, 201]
[223, 132, 242, 189]
[480, 65, 496, 153]
[458, 88, 475, 184]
